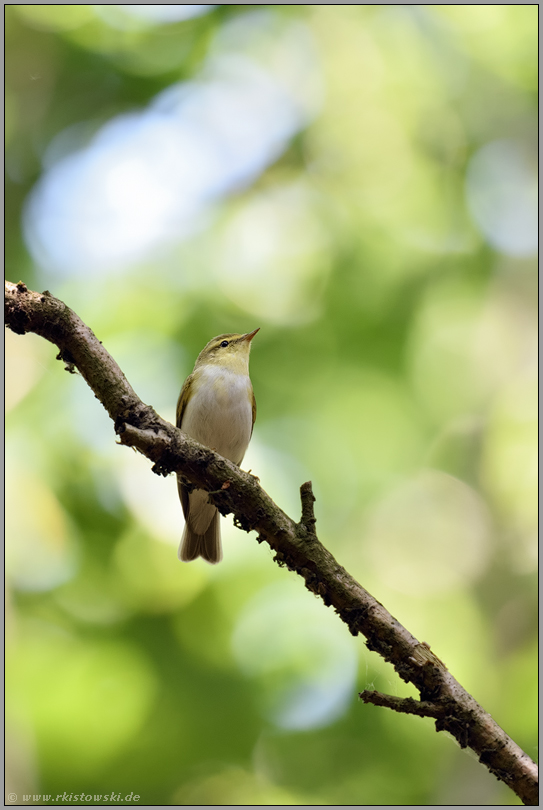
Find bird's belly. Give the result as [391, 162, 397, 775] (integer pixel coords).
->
[181, 372, 253, 465]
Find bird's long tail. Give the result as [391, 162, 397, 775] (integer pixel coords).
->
[178, 509, 222, 564]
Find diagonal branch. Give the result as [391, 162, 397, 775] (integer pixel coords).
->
[5, 280, 538, 806]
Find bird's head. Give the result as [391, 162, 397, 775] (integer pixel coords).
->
[194, 328, 259, 374]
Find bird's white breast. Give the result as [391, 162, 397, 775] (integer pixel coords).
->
[181, 366, 253, 466]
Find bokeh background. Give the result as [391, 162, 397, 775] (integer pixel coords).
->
[5, 4, 537, 805]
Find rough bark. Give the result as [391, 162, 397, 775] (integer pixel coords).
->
[5, 280, 538, 806]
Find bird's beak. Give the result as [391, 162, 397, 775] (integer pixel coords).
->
[242, 328, 260, 342]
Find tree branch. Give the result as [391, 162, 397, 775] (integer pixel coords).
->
[300, 480, 317, 534]
[359, 690, 447, 720]
[5, 280, 538, 806]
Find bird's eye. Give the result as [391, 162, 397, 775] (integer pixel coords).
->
[220, 340, 229, 348]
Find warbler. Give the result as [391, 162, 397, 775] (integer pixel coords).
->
[176, 329, 259, 563]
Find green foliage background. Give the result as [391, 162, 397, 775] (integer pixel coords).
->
[6, 5, 537, 805]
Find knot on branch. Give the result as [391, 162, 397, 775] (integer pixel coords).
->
[56, 347, 77, 374]
[409, 641, 448, 672]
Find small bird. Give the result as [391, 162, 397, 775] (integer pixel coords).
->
[176, 329, 259, 563]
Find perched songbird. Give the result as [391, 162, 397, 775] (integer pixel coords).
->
[176, 329, 259, 563]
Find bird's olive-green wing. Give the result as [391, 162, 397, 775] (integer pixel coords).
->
[176, 373, 195, 428]
[250, 387, 257, 437]
[176, 373, 195, 519]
